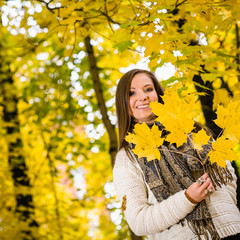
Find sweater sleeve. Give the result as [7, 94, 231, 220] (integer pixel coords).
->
[113, 149, 197, 236]
[225, 161, 238, 205]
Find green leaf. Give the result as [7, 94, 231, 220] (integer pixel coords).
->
[161, 76, 187, 88]
[113, 41, 133, 52]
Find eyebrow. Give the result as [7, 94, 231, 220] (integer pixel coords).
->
[130, 84, 153, 89]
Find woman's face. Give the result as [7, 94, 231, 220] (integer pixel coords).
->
[129, 73, 158, 124]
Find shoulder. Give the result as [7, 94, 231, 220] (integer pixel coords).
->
[114, 148, 140, 171]
[114, 148, 130, 169]
[113, 148, 144, 181]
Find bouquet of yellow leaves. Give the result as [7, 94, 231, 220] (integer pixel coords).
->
[125, 88, 240, 168]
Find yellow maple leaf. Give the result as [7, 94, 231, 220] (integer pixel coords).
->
[213, 88, 229, 110]
[149, 57, 159, 70]
[150, 88, 195, 147]
[145, 37, 162, 57]
[164, 119, 189, 147]
[192, 129, 211, 150]
[207, 136, 238, 168]
[125, 123, 164, 161]
[214, 100, 240, 141]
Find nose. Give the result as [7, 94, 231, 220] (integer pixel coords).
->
[138, 91, 148, 101]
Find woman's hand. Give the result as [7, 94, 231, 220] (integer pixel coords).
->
[185, 173, 214, 204]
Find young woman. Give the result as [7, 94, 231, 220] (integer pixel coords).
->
[113, 69, 240, 240]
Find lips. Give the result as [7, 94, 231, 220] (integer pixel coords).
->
[136, 104, 149, 109]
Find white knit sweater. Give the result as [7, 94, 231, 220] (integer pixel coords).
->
[113, 148, 240, 240]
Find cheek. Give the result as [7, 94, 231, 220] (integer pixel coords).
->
[129, 98, 135, 115]
[151, 92, 158, 101]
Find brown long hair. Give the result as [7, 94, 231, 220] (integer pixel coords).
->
[115, 69, 164, 153]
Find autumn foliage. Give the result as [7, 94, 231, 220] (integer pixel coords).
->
[0, 0, 240, 240]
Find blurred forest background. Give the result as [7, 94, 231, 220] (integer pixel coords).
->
[0, 0, 240, 240]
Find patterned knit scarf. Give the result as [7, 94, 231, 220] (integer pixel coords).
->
[129, 122, 233, 240]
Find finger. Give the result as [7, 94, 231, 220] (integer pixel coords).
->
[201, 173, 208, 180]
[203, 182, 215, 197]
[197, 177, 205, 185]
[207, 183, 215, 192]
[204, 188, 214, 196]
[200, 177, 211, 190]
[196, 173, 208, 186]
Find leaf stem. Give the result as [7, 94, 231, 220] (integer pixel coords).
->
[158, 147, 202, 165]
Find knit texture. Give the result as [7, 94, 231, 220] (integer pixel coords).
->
[113, 148, 240, 240]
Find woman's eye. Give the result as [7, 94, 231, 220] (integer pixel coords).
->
[129, 91, 135, 96]
[145, 88, 153, 92]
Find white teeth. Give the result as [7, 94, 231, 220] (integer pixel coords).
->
[137, 104, 148, 109]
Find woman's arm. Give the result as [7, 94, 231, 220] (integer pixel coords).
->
[225, 161, 238, 204]
[113, 149, 197, 236]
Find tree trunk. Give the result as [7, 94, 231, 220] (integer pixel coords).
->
[85, 35, 143, 240]
[0, 56, 38, 239]
[84, 35, 118, 166]
[236, 23, 240, 81]
[193, 75, 222, 138]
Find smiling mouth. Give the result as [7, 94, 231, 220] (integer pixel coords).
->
[136, 104, 149, 109]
